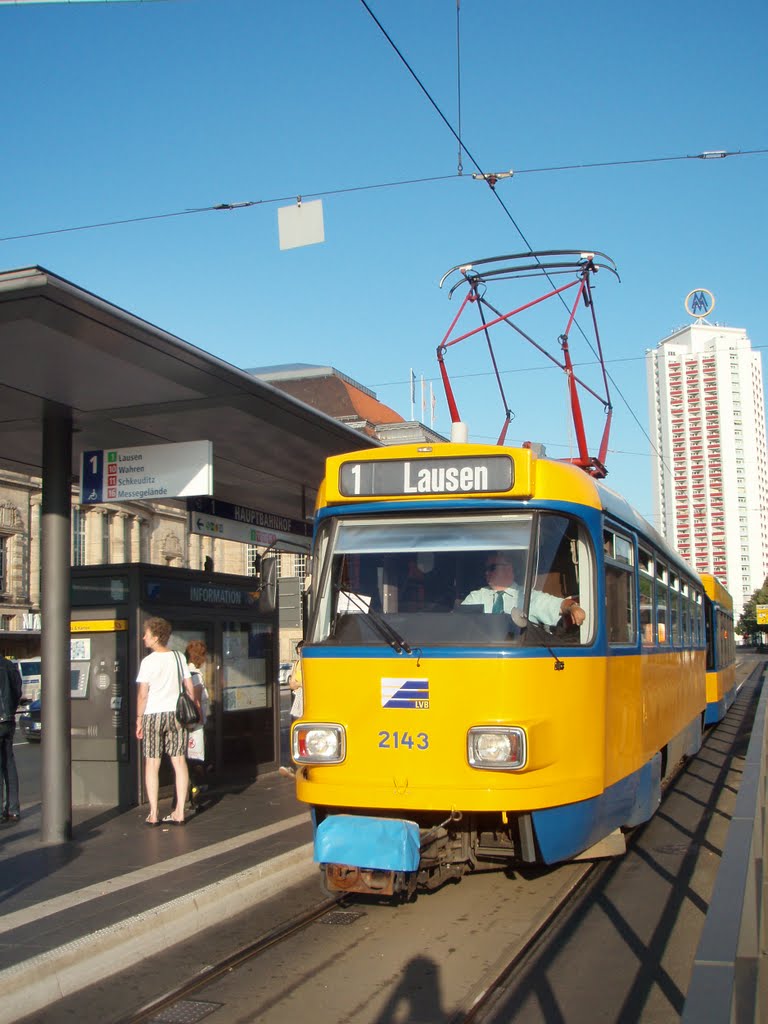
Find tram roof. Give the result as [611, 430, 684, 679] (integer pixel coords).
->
[596, 478, 696, 580]
[0, 266, 377, 522]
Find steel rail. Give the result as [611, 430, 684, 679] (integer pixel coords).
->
[114, 895, 343, 1024]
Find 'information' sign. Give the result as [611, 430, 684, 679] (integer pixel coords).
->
[80, 441, 213, 504]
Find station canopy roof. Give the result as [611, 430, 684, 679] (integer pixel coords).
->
[0, 266, 378, 525]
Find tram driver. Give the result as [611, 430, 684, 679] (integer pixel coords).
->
[462, 552, 585, 629]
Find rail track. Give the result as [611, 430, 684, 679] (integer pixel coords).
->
[106, 659, 759, 1024]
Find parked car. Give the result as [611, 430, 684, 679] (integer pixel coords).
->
[19, 699, 41, 742]
[278, 662, 292, 689]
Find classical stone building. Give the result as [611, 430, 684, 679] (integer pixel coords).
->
[0, 473, 275, 659]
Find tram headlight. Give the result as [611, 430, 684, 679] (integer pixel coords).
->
[293, 723, 346, 764]
[467, 727, 527, 770]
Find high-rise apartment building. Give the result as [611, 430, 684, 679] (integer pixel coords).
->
[647, 321, 768, 620]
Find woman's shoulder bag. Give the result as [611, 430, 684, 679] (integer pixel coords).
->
[173, 651, 200, 728]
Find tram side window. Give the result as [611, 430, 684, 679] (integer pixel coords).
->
[604, 529, 636, 644]
[684, 585, 696, 638]
[655, 561, 669, 645]
[533, 514, 593, 642]
[723, 610, 734, 667]
[705, 603, 715, 671]
[639, 547, 654, 646]
[696, 589, 708, 643]
[669, 573, 680, 645]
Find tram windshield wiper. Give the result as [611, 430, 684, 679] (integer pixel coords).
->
[335, 587, 413, 655]
[511, 610, 565, 671]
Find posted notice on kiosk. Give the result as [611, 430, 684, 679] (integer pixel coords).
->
[80, 441, 213, 504]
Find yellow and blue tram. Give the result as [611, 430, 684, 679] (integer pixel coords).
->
[291, 442, 735, 896]
[700, 573, 737, 724]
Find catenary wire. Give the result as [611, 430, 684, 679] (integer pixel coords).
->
[455, 0, 463, 176]
[358, 0, 536, 252]
[0, 150, 763, 244]
[3, 2, 764, 474]
[354, 0, 737, 481]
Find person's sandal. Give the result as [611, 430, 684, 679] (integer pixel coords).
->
[162, 814, 186, 826]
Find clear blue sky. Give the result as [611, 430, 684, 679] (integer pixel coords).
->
[2, 0, 766, 523]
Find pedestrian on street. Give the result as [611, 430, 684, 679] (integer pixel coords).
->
[0, 655, 23, 824]
[136, 617, 198, 826]
[170, 639, 210, 815]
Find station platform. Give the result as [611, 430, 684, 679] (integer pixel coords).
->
[0, 771, 314, 1024]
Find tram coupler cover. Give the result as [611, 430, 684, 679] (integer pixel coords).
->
[324, 864, 399, 896]
[315, 815, 421, 872]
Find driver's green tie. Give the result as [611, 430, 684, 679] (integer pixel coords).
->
[492, 591, 505, 614]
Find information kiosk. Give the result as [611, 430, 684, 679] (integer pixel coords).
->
[70, 563, 278, 808]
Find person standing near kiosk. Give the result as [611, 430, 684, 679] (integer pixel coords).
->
[136, 617, 197, 826]
[0, 655, 23, 823]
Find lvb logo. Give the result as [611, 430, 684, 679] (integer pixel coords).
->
[685, 289, 715, 319]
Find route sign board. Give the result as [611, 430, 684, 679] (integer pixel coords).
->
[188, 496, 311, 551]
[80, 441, 213, 504]
[756, 605, 768, 625]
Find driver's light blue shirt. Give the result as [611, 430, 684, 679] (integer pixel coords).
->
[462, 583, 563, 627]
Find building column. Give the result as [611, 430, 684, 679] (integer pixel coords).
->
[29, 497, 41, 608]
[130, 514, 146, 562]
[113, 511, 129, 563]
[84, 507, 108, 564]
[203, 536, 215, 571]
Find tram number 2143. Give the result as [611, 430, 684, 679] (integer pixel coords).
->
[378, 731, 429, 750]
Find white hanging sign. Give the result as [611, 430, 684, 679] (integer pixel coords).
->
[80, 440, 213, 504]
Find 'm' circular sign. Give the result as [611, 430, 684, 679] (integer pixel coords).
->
[685, 289, 715, 319]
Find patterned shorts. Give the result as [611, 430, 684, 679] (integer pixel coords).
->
[143, 711, 187, 758]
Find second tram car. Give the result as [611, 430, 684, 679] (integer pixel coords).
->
[701, 573, 736, 724]
[291, 442, 736, 896]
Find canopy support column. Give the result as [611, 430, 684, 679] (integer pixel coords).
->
[40, 404, 73, 844]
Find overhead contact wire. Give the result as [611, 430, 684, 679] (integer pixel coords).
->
[358, 0, 536, 253]
[1, 149, 764, 244]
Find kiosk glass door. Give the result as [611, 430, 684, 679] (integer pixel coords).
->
[221, 620, 275, 768]
[172, 624, 214, 764]
[173, 625, 214, 703]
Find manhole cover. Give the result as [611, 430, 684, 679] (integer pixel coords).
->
[147, 1000, 222, 1024]
[322, 910, 366, 926]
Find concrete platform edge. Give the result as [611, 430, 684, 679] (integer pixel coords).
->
[0, 841, 316, 1024]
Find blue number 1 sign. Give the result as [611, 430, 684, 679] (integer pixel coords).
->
[81, 450, 104, 504]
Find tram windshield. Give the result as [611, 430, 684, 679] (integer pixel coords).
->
[308, 511, 593, 648]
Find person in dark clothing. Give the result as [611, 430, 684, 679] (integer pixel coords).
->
[0, 656, 23, 823]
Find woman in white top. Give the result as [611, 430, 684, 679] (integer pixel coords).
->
[135, 617, 197, 826]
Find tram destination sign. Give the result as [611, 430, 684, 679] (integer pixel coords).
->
[339, 455, 514, 498]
